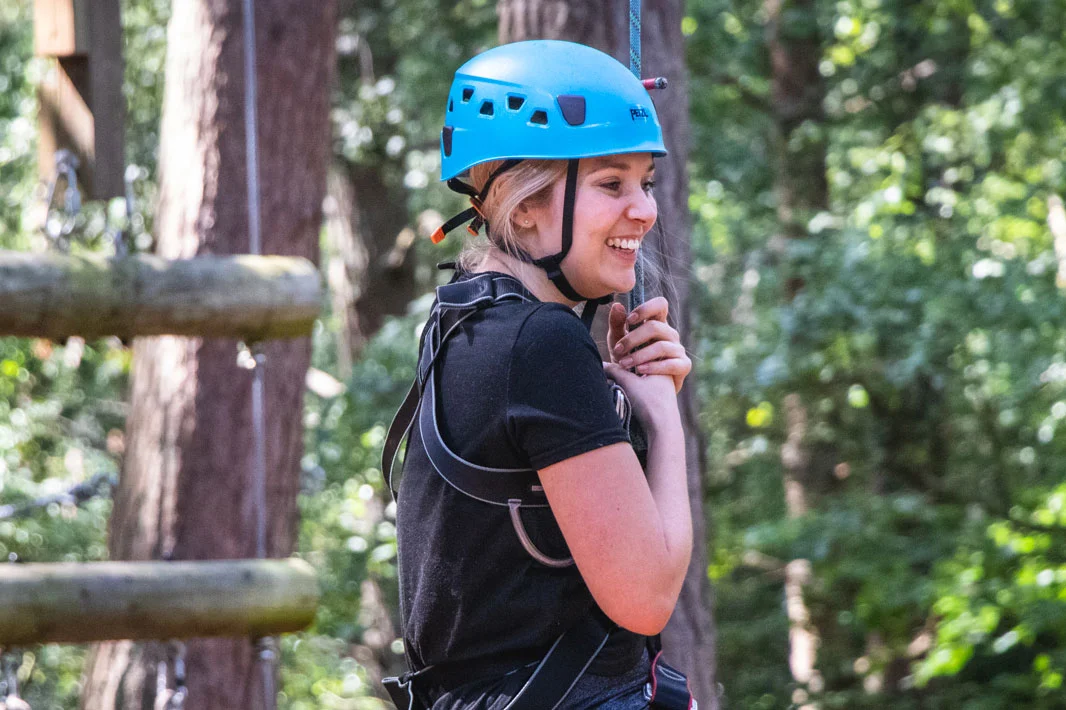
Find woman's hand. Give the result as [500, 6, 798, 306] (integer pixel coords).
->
[603, 360, 680, 437]
[606, 298, 691, 394]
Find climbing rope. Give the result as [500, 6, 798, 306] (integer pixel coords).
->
[629, 0, 642, 81]
[628, 0, 646, 313]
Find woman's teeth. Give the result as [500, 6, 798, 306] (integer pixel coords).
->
[606, 238, 640, 251]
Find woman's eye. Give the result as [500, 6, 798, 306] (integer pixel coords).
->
[642, 180, 656, 192]
[600, 181, 622, 191]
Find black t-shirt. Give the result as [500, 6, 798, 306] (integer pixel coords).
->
[396, 275, 645, 686]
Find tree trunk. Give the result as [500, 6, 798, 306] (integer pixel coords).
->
[497, 2, 717, 705]
[323, 161, 417, 377]
[80, 1, 337, 708]
[765, 0, 828, 703]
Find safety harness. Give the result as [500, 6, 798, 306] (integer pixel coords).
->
[381, 271, 695, 710]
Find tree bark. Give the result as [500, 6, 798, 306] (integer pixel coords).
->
[497, 2, 718, 705]
[765, 0, 828, 703]
[80, 1, 336, 708]
[323, 161, 417, 376]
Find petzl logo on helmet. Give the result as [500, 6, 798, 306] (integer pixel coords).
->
[629, 106, 651, 121]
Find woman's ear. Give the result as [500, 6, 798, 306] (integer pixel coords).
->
[513, 202, 536, 230]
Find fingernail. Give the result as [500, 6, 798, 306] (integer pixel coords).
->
[619, 357, 633, 367]
[614, 343, 624, 353]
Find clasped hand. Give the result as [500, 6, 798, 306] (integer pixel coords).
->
[604, 298, 691, 394]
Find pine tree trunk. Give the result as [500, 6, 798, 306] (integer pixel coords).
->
[765, 0, 828, 703]
[80, 2, 337, 708]
[497, 2, 717, 705]
[324, 160, 417, 377]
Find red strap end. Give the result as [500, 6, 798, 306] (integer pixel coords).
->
[431, 227, 446, 244]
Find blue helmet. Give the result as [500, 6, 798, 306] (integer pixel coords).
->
[440, 40, 667, 180]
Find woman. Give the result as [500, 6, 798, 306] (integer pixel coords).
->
[383, 40, 694, 710]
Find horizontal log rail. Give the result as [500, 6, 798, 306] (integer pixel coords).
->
[0, 558, 319, 645]
[0, 251, 321, 340]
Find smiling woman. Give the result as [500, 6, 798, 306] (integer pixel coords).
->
[382, 40, 696, 710]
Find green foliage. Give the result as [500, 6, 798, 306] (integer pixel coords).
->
[688, 0, 1066, 705]
[0, 1, 37, 250]
[917, 486, 1066, 703]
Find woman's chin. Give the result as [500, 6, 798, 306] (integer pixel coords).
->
[612, 272, 637, 295]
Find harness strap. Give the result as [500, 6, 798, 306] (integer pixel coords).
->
[383, 610, 616, 710]
[502, 611, 615, 710]
[381, 272, 538, 499]
[419, 370, 547, 506]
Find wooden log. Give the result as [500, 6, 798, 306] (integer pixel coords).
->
[0, 559, 319, 645]
[0, 251, 321, 340]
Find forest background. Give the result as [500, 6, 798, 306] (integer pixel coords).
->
[2, 0, 1066, 708]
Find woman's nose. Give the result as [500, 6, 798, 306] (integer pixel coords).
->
[626, 189, 657, 226]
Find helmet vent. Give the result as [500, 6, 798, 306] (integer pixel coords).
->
[557, 95, 586, 126]
[442, 126, 454, 157]
[479, 100, 495, 116]
[461, 87, 474, 102]
[449, 100, 454, 112]
[529, 110, 549, 125]
[507, 95, 525, 111]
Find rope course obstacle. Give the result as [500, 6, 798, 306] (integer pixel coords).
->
[1, 2, 323, 708]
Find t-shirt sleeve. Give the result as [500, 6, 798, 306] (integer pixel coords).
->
[507, 304, 630, 470]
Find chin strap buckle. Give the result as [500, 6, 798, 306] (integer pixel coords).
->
[466, 197, 487, 236]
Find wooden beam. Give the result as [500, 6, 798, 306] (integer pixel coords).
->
[0, 559, 319, 646]
[0, 251, 321, 340]
[34, 0, 89, 57]
[35, 0, 125, 199]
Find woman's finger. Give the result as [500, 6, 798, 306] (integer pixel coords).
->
[626, 296, 670, 326]
[607, 302, 628, 361]
[635, 357, 692, 378]
[617, 341, 685, 369]
[612, 320, 679, 356]
[603, 361, 642, 387]
[633, 357, 692, 393]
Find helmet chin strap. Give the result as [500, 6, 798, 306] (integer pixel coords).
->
[527, 159, 613, 329]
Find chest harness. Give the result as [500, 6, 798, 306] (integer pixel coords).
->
[380, 270, 694, 710]
[382, 270, 575, 566]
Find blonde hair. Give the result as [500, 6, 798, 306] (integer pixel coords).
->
[456, 159, 568, 271]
